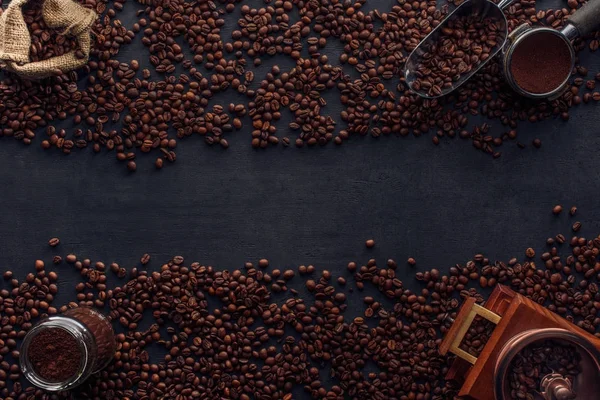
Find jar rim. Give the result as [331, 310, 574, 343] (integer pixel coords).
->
[19, 316, 91, 391]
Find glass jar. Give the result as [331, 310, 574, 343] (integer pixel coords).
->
[20, 307, 116, 391]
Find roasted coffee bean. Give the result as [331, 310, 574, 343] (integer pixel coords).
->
[48, 238, 60, 247]
[553, 205, 563, 215]
[140, 253, 150, 265]
[525, 248, 535, 258]
[365, 239, 375, 248]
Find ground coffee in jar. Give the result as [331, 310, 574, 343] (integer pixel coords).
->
[26, 328, 82, 382]
[63, 307, 116, 371]
[20, 307, 116, 391]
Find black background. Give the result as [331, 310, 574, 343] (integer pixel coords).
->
[1, 0, 600, 390]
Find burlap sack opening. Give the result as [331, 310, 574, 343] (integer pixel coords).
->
[0, 0, 96, 79]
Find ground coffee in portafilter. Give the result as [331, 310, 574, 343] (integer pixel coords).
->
[509, 32, 573, 95]
[26, 328, 82, 382]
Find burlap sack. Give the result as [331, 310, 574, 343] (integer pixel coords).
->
[0, 0, 96, 79]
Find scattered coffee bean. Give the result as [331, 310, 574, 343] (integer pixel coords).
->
[553, 205, 563, 215]
[48, 238, 60, 247]
[140, 253, 150, 265]
[365, 239, 375, 248]
[525, 248, 535, 258]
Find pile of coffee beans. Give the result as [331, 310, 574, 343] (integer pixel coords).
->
[0, 207, 597, 399]
[507, 339, 581, 399]
[249, 56, 341, 148]
[0, 0, 599, 169]
[410, 14, 503, 97]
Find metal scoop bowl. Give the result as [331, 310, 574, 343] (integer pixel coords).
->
[405, 0, 513, 99]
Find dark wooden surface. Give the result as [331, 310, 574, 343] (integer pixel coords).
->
[1, 0, 600, 394]
[1, 0, 600, 306]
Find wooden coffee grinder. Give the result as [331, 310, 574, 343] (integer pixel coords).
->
[440, 285, 600, 399]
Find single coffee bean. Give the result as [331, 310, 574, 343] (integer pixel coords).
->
[140, 254, 150, 265]
[525, 248, 535, 258]
[553, 205, 563, 215]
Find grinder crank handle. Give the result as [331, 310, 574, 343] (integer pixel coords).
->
[563, 0, 600, 39]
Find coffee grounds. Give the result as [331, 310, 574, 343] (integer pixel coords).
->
[510, 32, 572, 94]
[27, 328, 82, 382]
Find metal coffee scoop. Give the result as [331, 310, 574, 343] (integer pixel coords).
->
[405, 0, 514, 99]
[502, 0, 600, 99]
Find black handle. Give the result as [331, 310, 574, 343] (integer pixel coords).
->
[568, 0, 600, 37]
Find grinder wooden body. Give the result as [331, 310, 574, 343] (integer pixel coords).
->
[440, 285, 600, 399]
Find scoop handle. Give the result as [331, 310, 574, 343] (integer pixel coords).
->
[567, 0, 600, 38]
[497, 0, 518, 9]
